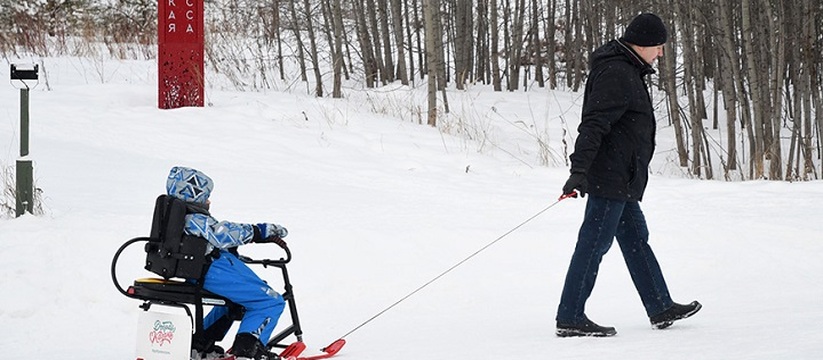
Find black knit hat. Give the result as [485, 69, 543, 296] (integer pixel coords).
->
[622, 13, 667, 46]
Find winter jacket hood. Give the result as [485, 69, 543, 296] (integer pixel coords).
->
[568, 39, 657, 201]
[166, 166, 214, 205]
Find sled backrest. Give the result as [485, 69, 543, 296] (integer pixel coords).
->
[144, 195, 210, 280]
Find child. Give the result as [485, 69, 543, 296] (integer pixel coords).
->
[165, 166, 289, 360]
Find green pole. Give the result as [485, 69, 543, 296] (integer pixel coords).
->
[16, 88, 32, 217]
[20, 88, 29, 156]
[16, 159, 33, 216]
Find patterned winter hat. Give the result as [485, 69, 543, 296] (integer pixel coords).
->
[622, 13, 667, 46]
[166, 166, 214, 204]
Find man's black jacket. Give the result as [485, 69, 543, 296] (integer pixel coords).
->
[569, 39, 657, 201]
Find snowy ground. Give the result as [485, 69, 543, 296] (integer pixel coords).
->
[1, 57, 822, 360]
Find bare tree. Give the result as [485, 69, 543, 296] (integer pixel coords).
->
[530, 0, 544, 88]
[716, 0, 740, 173]
[660, 12, 688, 168]
[286, 0, 308, 82]
[453, 0, 473, 89]
[390, 0, 410, 85]
[330, 0, 345, 97]
[423, 0, 439, 126]
[353, 0, 378, 87]
[490, 0, 502, 91]
[507, 0, 526, 91]
[301, 0, 323, 96]
[475, 0, 490, 85]
[546, 0, 557, 89]
[377, 0, 396, 83]
[741, 0, 766, 178]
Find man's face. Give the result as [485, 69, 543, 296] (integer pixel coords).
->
[635, 44, 665, 65]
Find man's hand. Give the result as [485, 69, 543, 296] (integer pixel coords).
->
[562, 172, 588, 198]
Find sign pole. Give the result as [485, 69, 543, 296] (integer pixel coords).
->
[158, 0, 205, 109]
[16, 87, 33, 217]
[10, 64, 38, 217]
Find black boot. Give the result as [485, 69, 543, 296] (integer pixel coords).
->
[191, 336, 226, 359]
[650, 301, 702, 329]
[229, 333, 281, 360]
[556, 317, 617, 337]
[230, 333, 265, 359]
[191, 335, 213, 355]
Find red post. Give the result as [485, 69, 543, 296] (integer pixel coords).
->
[158, 0, 204, 109]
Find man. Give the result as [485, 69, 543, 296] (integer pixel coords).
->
[556, 13, 701, 337]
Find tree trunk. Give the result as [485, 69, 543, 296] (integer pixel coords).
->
[661, 11, 688, 168]
[454, 0, 472, 89]
[531, 0, 544, 88]
[366, 0, 388, 85]
[766, 0, 784, 179]
[301, 0, 323, 97]
[570, 0, 583, 91]
[430, 1, 448, 94]
[546, 0, 557, 89]
[801, 0, 818, 179]
[680, 2, 707, 178]
[564, 0, 572, 89]
[507, 0, 525, 91]
[378, 0, 396, 83]
[475, 0, 489, 84]
[287, 0, 308, 82]
[390, 0, 409, 85]
[274, 0, 285, 80]
[353, 0, 377, 87]
[717, 0, 738, 172]
[330, 0, 345, 98]
[423, 0, 439, 126]
[742, 0, 766, 178]
[490, 0, 502, 91]
[413, 0, 425, 80]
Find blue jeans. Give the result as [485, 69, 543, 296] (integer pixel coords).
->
[202, 251, 286, 343]
[556, 195, 672, 324]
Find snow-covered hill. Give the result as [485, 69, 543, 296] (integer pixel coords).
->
[1, 57, 821, 359]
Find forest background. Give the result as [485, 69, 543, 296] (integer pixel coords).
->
[2, 0, 822, 182]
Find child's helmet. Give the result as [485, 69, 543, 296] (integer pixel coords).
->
[166, 166, 214, 204]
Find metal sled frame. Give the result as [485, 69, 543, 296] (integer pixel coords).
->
[111, 238, 304, 350]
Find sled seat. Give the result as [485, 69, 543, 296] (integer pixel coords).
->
[125, 277, 243, 336]
[127, 278, 231, 307]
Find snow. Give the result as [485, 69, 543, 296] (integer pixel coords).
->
[1, 57, 822, 360]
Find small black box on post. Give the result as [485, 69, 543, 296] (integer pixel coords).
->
[10, 64, 39, 81]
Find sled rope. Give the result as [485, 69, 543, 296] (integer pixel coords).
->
[338, 192, 577, 339]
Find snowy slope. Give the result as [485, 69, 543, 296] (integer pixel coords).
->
[1, 57, 822, 360]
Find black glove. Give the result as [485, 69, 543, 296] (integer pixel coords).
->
[562, 172, 588, 198]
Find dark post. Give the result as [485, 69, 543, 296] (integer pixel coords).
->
[10, 64, 38, 217]
[20, 88, 29, 156]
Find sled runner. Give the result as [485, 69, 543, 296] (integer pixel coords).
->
[111, 195, 343, 360]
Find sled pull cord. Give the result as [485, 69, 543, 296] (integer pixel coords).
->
[338, 191, 578, 340]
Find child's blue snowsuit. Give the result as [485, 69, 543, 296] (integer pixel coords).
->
[166, 166, 288, 346]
